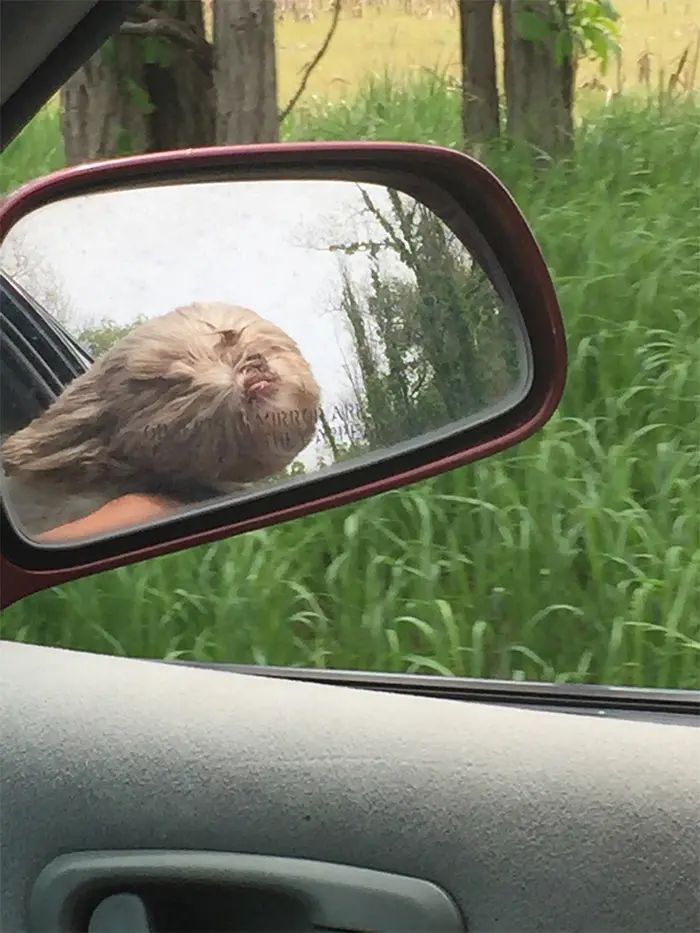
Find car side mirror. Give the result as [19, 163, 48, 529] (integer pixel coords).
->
[0, 141, 566, 608]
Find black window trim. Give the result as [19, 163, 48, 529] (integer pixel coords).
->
[0, 271, 93, 392]
[2, 317, 58, 404]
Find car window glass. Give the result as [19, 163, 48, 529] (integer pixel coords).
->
[1, 2, 697, 693]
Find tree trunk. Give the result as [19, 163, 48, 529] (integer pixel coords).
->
[60, 0, 214, 166]
[501, 0, 576, 161]
[60, 37, 150, 165]
[459, 0, 500, 149]
[141, 0, 215, 152]
[213, 0, 279, 144]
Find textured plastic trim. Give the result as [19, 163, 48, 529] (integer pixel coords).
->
[157, 660, 700, 718]
[29, 850, 466, 932]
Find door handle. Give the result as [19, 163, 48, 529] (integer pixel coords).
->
[29, 850, 466, 932]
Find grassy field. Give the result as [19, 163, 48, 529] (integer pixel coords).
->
[1, 7, 699, 689]
[273, 0, 700, 107]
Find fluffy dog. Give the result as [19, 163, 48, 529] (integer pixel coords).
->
[1, 301, 321, 536]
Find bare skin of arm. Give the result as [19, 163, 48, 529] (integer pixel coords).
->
[36, 494, 176, 543]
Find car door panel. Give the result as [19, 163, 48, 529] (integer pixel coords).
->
[2, 640, 698, 933]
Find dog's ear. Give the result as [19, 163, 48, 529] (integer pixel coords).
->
[2, 431, 106, 478]
[0, 370, 110, 480]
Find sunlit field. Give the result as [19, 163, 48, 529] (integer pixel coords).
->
[1, 3, 698, 689]
[272, 0, 699, 108]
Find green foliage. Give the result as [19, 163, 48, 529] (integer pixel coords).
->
[102, 20, 184, 151]
[515, 1, 622, 74]
[0, 110, 64, 193]
[124, 76, 156, 116]
[113, 126, 141, 157]
[141, 36, 178, 69]
[76, 317, 147, 357]
[565, 0, 622, 73]
[1, 76, 698, 688]
[326, 187, 519, 452]
[91, 35, 153, 154]
[515, 9, 554, 44]
[101, 36, 117, 66]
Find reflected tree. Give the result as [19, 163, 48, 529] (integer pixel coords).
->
[324, 186, 521, 455]
[76, 316, 149, 357]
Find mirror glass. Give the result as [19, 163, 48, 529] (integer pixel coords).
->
[0, 178, 532, 544]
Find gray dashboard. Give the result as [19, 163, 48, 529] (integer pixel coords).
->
[1, 639, 698, 932]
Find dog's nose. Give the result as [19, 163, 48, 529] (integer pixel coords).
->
[240, 354, 270, 378]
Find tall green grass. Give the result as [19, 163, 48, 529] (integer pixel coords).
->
[1, 74, 699, 688]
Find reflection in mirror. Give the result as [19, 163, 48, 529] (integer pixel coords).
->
[0, 178, 532, 544]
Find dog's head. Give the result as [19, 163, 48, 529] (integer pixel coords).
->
[2, 301, 321, 492]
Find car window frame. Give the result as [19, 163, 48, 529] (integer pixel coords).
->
[1, 271, 92, 439]
[0, 271, 93, 391]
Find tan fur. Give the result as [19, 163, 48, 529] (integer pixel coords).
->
[1, 301, 321, 536]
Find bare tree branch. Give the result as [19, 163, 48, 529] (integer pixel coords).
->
[319, 407, 340, 460]
[120, 12, 213, 70]
[278, 0, 342, 124]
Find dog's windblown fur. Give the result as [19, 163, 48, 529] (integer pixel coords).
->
[2, 301, 321, 536]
